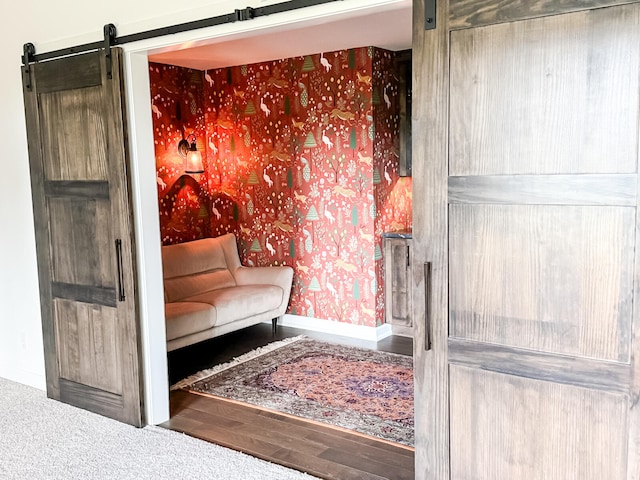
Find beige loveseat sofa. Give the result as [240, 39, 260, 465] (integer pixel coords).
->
[162, 233, 293, 352]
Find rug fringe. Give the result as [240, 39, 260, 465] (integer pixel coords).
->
[170, 335, 307, 390]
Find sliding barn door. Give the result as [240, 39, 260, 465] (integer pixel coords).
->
[22, 48, 144, 426]
[413, 0, 640, 478]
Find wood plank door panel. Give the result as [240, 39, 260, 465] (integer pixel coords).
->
[48, 197, 115, 288]
[449, 5, 640, 176]
[385, 238, 413, 328]
[412, 0, 640, 478]
[449, 203, 634, 361]
[450, 366, 629, 480]
[23, 49, 144, 426]
[40, 86, 109, 181]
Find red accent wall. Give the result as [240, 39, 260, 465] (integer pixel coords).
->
[150, 65, 238, 243]
[150, 47, 411, 327]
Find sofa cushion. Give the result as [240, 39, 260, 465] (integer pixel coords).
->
[165, 302, 216, 341]
[163, 236, 229, 278]
[184, 285, 284, 326]
[162, 236, 239, 302]
[164, 270, 236, 303]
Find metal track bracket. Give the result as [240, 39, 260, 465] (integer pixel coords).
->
[235, 7, 255, 21]
[22, 43, 35, 91]
[103, 23, 117, 80]
[425, 0, 436, 30]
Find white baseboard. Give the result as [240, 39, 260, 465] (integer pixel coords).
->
[0, 368, 46, 391]
[268, 314, 393, 342]
[391, 324, 414, 338]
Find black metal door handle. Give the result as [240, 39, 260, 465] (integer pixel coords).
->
[424, 262, 431, 351]
[115, 239, 125, 302]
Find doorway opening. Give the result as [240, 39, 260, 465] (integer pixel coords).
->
[125, 1, 414, 476]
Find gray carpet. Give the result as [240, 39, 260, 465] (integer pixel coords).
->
[0, 377, 318, 480]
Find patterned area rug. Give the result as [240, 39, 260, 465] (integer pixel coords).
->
[172, 336, 414, 447]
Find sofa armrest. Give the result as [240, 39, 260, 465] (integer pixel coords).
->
[233, 265, 293, 291]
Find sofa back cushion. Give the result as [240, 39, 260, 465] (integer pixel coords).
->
[162, 235, 239, 302]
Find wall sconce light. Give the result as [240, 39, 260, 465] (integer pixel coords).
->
[178, 134, 204, 174]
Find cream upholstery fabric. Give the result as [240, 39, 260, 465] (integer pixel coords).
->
[161, 233, 293, 351]
[162, 236, 231, 278]
[164, 302, 216, 341]
[184, 285, 283, 326]
[164, 269, 235, 303]
[162, 236, 238, 302]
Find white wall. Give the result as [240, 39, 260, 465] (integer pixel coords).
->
[0, 0, 255, 391]
[0, 0, 407, 422]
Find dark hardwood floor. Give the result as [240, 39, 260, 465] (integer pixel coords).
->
[162, 323, 414, 479]
[167, 323, 413, 385]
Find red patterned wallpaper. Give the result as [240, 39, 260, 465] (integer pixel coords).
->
[150, 65, 238, 243]
[150, 47, 411, 327]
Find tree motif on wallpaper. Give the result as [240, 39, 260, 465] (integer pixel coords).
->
[244, 100, 256, 116]
[351, 204, 359, 232]
[303, 132, 317, 148]
[329, 227, 348, 256]
[306, 205, 320, 242]
[250, 238, 261, 252]
[247, 171, 259, 186]
[149, 46, 412, 327]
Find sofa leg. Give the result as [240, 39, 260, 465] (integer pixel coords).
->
[272, 317, 278, 334]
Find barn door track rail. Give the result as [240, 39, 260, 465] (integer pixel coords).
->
[21, 0, 342, 90]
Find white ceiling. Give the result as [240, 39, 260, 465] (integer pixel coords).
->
[148, 5, 412, 70]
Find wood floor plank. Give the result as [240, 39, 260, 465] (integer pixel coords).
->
[168, 413, 284, 458]
[319, 447, 414, 480]
[272, 447, 391, 480]
[303, 428, 414, 457]
[305, 430, 415, 468]
[168, 389, 201, 413]
[161, 412, 203, 431]
[181, 404, 329, 455]
[171, 406, 243, 429]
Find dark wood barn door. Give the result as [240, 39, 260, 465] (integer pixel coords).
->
[413, 0, 640, 478]
[22, 48, 144, 426]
